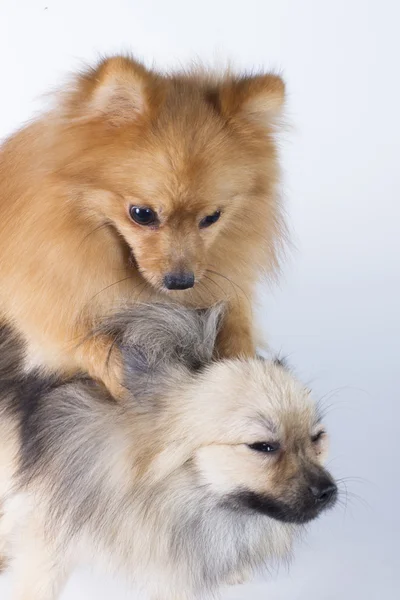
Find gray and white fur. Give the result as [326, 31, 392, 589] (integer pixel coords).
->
[0, 303, 336, 600]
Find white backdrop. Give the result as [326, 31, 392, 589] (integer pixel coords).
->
[0, 1, 398, 599]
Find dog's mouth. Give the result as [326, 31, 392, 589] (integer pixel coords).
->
[224, 486, 337, 524]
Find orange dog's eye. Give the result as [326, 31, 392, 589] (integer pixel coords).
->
[129, 206, 157, 226]
[199, 210, 221, 228]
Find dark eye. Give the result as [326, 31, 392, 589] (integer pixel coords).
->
[129, 206, 156, 226]
[311, 431, 325, 443]
[199, 210, 221, 228]
[248, 442, 280, 453]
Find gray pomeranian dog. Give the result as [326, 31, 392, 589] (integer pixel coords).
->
[0, 303, 336, 600]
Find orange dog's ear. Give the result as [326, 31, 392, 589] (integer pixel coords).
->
[217, 73, 285, 125]
[72, 56, 163, 125]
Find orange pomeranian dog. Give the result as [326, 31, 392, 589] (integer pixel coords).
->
[0, 55, 286, 395]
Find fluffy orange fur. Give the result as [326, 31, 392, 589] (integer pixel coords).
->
[0, 56, 286, 395]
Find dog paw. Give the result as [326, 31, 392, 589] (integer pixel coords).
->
[225, 570, 251, 586]
[0, 554, 9, 573]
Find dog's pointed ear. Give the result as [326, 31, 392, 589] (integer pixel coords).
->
[214, 73, 285, 126]
[69, 56, 164, 125]
[99, 303, 224, 404]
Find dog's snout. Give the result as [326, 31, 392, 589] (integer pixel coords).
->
[164, 272, 195, 290]
[309, 479, 337, 506]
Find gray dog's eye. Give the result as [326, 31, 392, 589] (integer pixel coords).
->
[311, 431, 325, 443]
[248, 442, 280, 453]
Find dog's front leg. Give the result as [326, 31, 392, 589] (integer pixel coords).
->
[73, 333, 125, 399]
[11, 521, 70, 600]
[216, 300, 256, 359]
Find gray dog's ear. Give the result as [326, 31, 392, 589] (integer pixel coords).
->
[98, 303, 225, 402]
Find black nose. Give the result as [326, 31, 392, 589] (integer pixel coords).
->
[309, 480, 337, 506]
[163, 272, 195, 290]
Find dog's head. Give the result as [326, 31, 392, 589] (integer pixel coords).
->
[59, 56, 285, 292]
[106, 303, 337, 526]
[189, 360, 336, 525]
